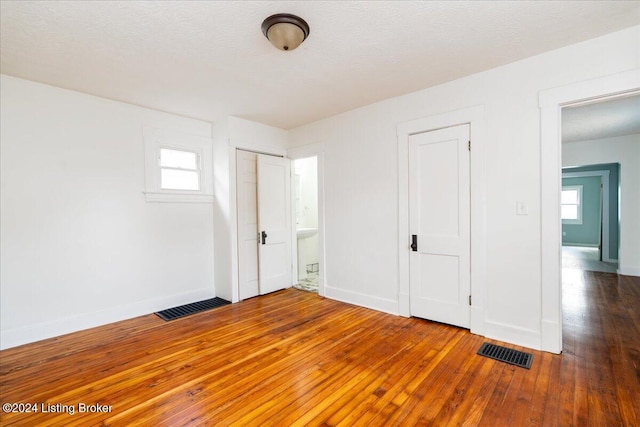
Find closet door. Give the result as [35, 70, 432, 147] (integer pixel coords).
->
[257, 154, 293, 294]
[409, 124, 470, 328]
[236, 150, 260, 299]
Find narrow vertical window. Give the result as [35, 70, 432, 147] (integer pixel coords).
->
[159, 148, 200, 191]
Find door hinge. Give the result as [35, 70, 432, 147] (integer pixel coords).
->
[468, 295, 472, 306]
[468, 140, 471, 151]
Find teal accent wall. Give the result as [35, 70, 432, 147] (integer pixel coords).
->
[562, 163, 619, 260]
[562, 176, 601, 246]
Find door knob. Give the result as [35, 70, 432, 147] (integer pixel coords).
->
[261, 230, 268, 245]
[411, 235, 418, 252]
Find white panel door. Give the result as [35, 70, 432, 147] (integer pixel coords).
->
[257, 154, 292, 294]
[409, 124, 470, 328]
[236, 150, 260, 300]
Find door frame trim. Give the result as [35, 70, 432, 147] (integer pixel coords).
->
[539, 68, 639, 353]
[397, 105, 487, 336]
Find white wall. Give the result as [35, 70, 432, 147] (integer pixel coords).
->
[563, 134, 640, 276]
[2, 27, 637, 352]
[0, 75, 215, 349]
[212, 116, 288, 303]
[288, 26, 639, 350]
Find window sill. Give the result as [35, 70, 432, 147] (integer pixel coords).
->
[144, 191, 214, 204]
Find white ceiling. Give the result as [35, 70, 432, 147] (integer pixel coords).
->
[1, 1, 639, 130]
[563, 94, 640, 143]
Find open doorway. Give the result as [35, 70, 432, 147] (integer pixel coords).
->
[561, 94, 639, 275]
[539, 70, 639, 354]
[558, 94, 639, 358]
[292, 156, 320, 293]
[560, 163, 619, 274]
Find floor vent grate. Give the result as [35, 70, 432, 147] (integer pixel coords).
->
[156, 297, 231, 321]
[477, 342, 533, 369]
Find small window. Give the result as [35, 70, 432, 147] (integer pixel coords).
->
[561, 185, 582, 224]
[143, 126, 213, 203]
[160, 148, 200, 191]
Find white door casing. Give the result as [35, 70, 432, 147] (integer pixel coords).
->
[257, 154, 293, 294]
[540, 70, 640, 353]
[409, 124, 471, 328]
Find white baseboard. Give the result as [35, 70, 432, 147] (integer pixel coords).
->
[398, 292, 410, 317]
[0, 288, 215, 350]
[483, 319, 541, 351]
[325, 285, 398, 316]
[562, 243, 599, 248]
[470, 306, 485, 336]
[541, 319, 562, 354]
[618, 265, 640, 277]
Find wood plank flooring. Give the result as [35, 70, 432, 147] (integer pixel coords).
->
[1, 271, 639, 426]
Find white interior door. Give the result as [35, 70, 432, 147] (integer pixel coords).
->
[236, 150, 260, 299]
[257, 154, 292, 294]
[409, 124, 470, 328]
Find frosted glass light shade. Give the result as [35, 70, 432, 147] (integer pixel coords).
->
[262, 14, 310, 51]
[267, 23, 305, 51]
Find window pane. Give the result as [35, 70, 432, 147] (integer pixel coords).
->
[160, 148, 198, 170]
[561, 205, 578, 220]
[561, 190, 578, 204]
[161, 169, 200, 190]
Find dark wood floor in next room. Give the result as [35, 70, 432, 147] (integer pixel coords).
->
[1, 271, 639, 426]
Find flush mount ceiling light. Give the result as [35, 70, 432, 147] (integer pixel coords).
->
[261, 13, 310, 51]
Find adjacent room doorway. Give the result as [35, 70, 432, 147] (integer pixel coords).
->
[292, 156, 320, 293]
[561, 165, 619, 273]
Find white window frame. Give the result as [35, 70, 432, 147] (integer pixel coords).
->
[561, 185, 583, 225]
[159, 146, 202, 191]
[143, 126, 213, 203]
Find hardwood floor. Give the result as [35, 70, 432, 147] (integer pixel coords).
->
[1, 271, 639, 426]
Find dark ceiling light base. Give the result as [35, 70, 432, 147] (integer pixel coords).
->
[261, 13, 310, 51]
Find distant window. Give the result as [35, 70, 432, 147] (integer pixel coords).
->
[143, 127, 213, 203]
[561, 185, 582, 224]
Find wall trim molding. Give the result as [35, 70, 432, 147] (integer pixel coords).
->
[618, 266, 640, 277]
[539, 68, 640, 354]
[324, 285, 398, 315]
[0, 288, 214, 350]
[396, 105, 487, 337]
[483, 320, 542, 351]
[144, 191, 214, 203]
